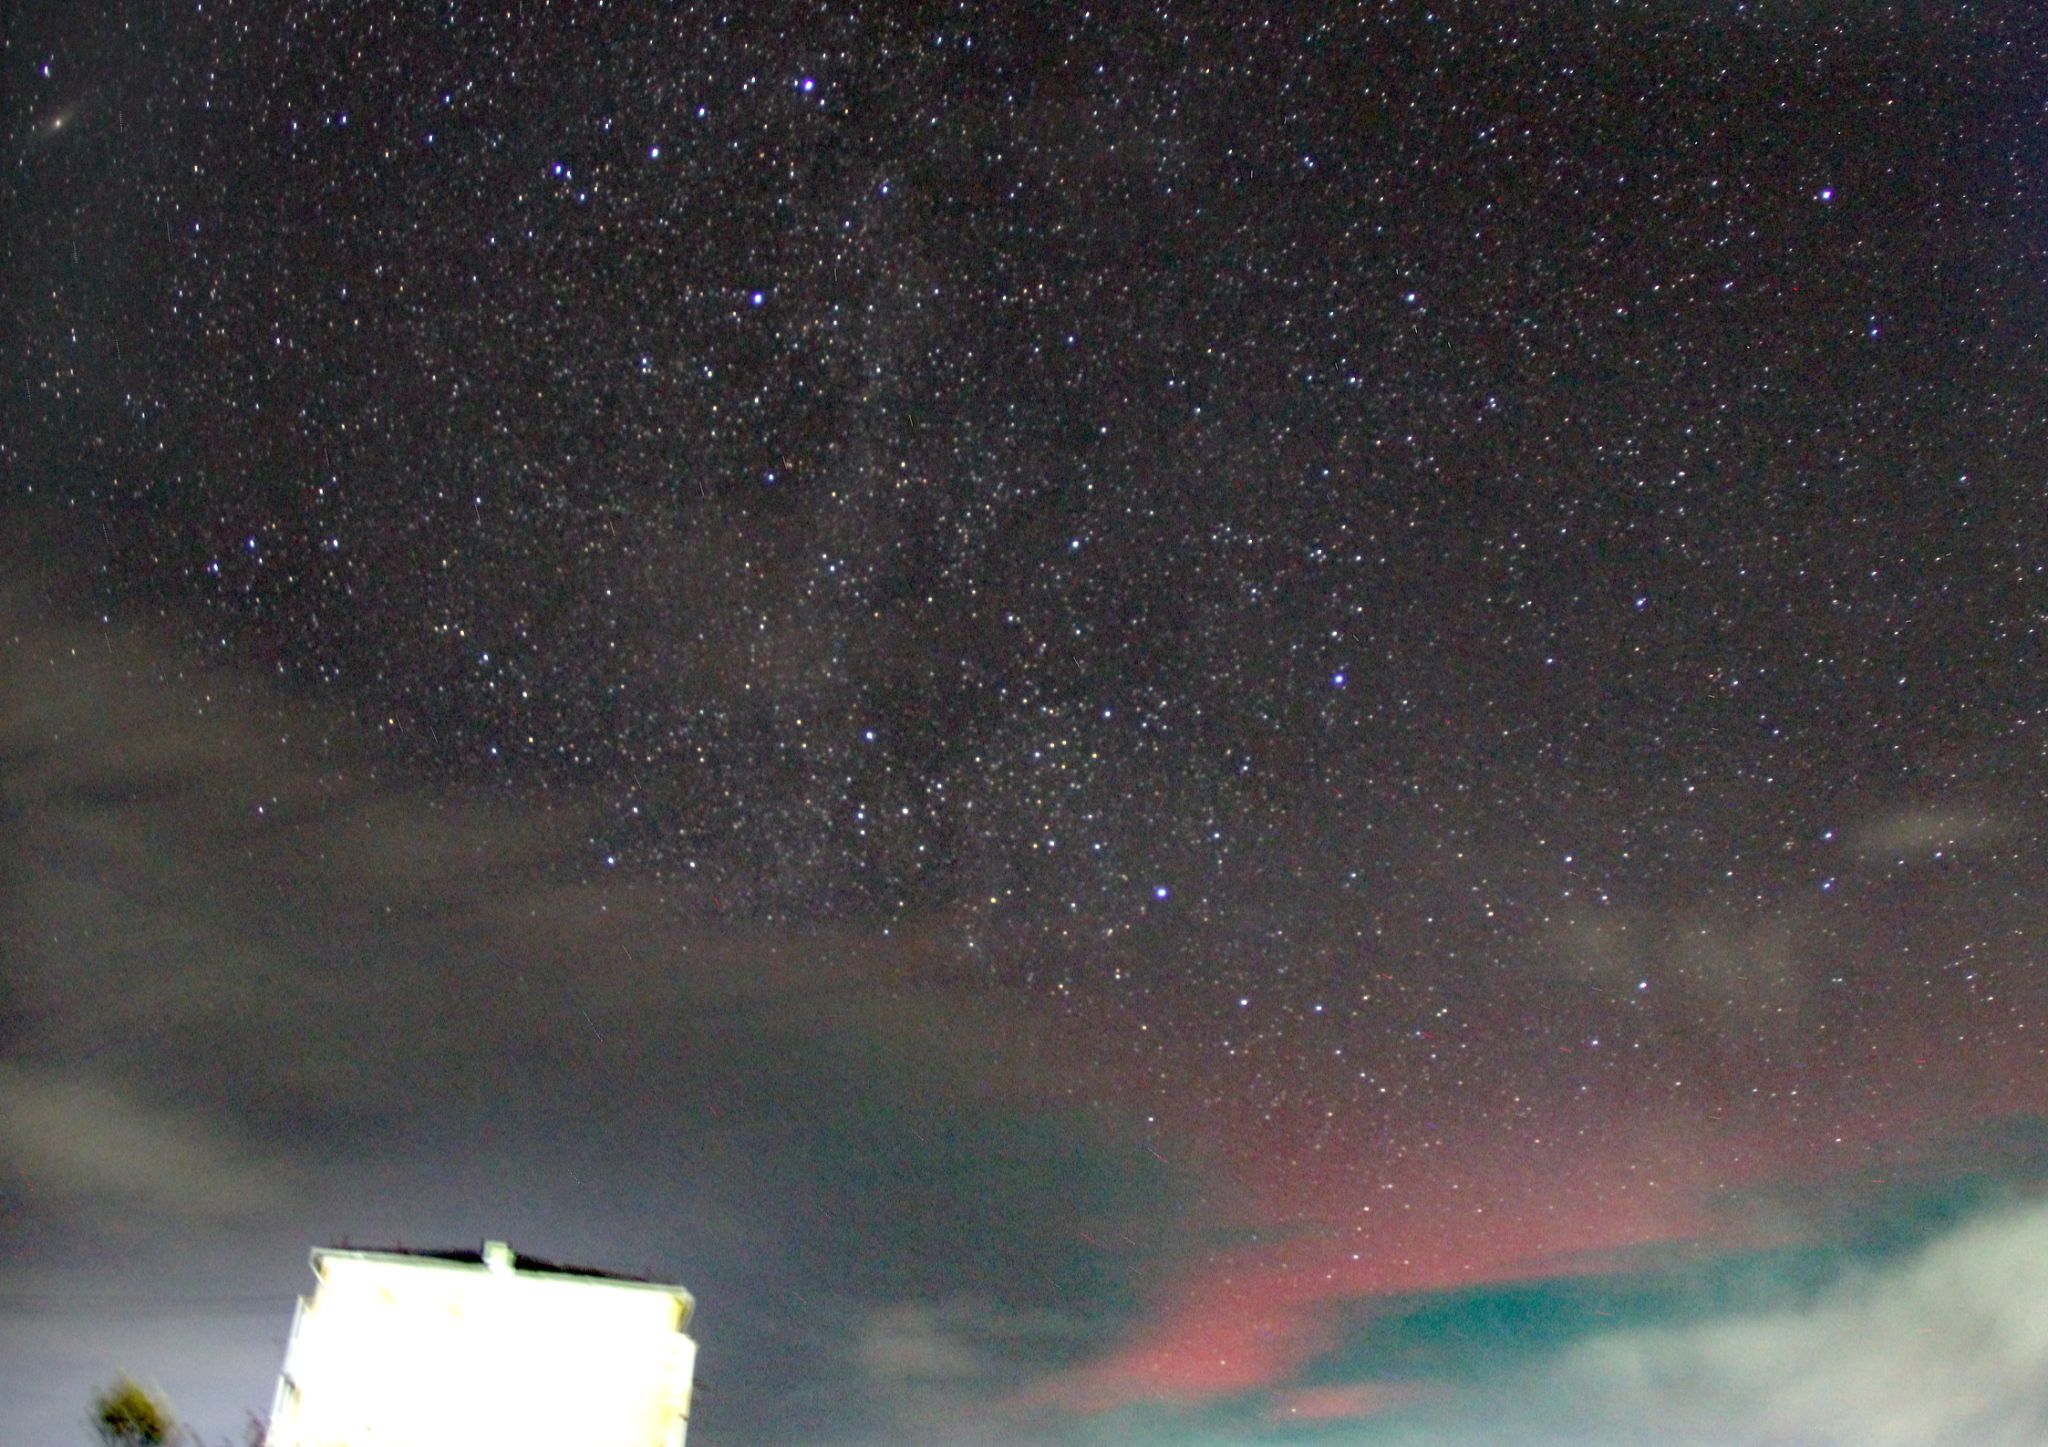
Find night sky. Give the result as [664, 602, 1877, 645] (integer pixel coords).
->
[5, 3, 2048, 1444]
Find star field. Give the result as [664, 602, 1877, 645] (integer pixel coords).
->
[6, 3, 2048, 1442]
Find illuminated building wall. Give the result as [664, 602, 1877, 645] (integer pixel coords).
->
[266, 1241, 696, 1447]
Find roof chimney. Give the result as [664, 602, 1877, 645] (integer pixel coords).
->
[482, 1240, 515, 1275]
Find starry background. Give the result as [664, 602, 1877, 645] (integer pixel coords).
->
[4, 2, 2048, 1444]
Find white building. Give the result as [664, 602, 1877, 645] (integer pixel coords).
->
[266, 1241, 696, 1447]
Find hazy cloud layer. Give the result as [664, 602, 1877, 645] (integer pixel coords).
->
[9, 576, 2045, 1447]
[0, 577, 1149, 1444]
[0, 1065, 290, 1222]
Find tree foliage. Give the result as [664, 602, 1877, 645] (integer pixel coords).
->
[92, 1377, 176, 1446]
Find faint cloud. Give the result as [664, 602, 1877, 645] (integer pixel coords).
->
[855, 1296, 1089, 1386]
[1849, 805, 2008, 859]
[0, 1065, 288, 1220]
[1266, 1381, 1426, 1424]
[858, 1299, 996, 1382]
[1550, 906, 1809, 1034]
[843, 1297, 1090, 1444]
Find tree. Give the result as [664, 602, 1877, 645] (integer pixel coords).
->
[91, 1377, 176, 1447]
